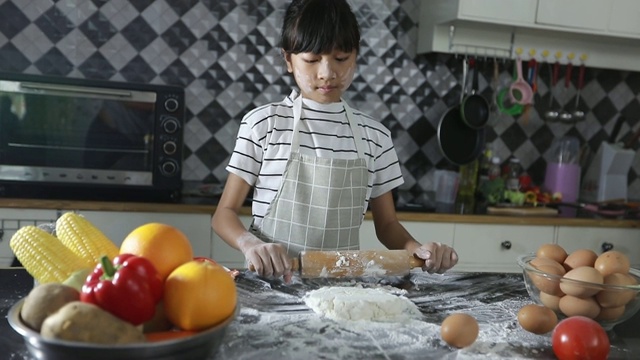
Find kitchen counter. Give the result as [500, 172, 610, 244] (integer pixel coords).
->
[2, 268, 639, 359]
[0, 198, 638, 229]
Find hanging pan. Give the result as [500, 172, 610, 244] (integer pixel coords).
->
[438, 58, 486, 166]
[460, 59, 490, 128]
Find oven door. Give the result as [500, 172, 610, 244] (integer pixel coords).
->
[0, 79, 158, 187]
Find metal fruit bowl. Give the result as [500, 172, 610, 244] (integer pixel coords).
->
[8, 298, 237, 360]
[517, 254, 640, 330]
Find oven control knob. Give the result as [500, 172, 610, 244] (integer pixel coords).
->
[163, 141, 177, 155]
[162, 117, 179, 134]
[164, 98, 179, 112]
[160, 160, 179, 176]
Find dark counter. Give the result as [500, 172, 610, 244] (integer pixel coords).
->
[2, 268, 638, 359]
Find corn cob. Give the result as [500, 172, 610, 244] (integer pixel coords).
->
[55, 212, 120, 265]
[9, 225, 92, 284]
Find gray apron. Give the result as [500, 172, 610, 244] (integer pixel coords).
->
[255, 94, 369, 257]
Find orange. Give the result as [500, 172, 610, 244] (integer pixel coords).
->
[163, 260, 237, 331]
[120, 223, 193, 281]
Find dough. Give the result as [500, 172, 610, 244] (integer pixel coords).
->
[303, 286, 421, 322]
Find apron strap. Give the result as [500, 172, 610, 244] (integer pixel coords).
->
[291, 94, 367, 159]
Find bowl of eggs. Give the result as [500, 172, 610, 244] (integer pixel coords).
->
[517, 244, 640, 331]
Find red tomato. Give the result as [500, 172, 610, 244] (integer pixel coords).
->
[552, 316, 610, 360]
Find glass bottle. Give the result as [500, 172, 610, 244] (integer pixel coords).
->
[506, 157, 523, 191]
[488, 156, 501, 180]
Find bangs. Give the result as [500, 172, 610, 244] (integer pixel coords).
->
[282, 0, 360, 54]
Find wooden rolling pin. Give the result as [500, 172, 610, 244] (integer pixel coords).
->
[251, 250, 425, 278]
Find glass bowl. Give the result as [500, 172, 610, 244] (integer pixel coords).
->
[517, 254, 640, 331]
[8, 298, 237, 360]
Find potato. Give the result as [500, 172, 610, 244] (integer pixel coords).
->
[20, 283, 80, 332]
[41, 301, 146, 344]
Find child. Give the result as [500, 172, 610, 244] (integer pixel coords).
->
[212, 0, 458, 282]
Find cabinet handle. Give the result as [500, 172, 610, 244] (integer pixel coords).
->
[501, 240, 512, 250]
[0, 229, 3, 241]
[601, 242, 614, 252]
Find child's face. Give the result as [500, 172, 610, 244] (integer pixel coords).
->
[284, 49, 357, 103]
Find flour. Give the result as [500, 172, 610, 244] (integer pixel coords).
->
[302, 286, 422, 322]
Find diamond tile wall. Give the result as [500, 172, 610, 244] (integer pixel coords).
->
[1, 0, 639, 204]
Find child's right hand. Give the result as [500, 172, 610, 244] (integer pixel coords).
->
[237, 233, 292, 282]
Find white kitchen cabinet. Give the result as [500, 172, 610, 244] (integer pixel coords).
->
[210, 215, 250, 269]
[75, 211, 213, 259]
[608, 0, 640, 36]
[359, 219, 454, 250]
[556, 226, 640, 268]
[418, 0, 640, 72]
[452, 224, 555, 273]
[458, 0, 537, 25]
[536, 0, 610, 31]
[0, 208, 58, 267]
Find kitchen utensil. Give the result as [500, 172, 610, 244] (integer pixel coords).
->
[8, 298, 238, 360]
[460, 59, 490, 128]
[251, 250, 425, 278]
[508, 57, 533, 105]
[558, 61, 574, 123]
[488, 58, 500, 123]
[581, 142, 635, 202]
[518, 254, 640, 331]
[571, 61, 586, 121]
[438, 58, 485, 165]
[624, 124, 640, 149]
[544, 61, 561, 121]
[610, 115, 626, 144]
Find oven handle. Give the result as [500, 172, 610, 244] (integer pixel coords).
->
[19, 82, 133, 98]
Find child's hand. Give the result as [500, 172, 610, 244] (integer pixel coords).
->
[237, 233, 292, 282]
[413, 242, 458, 274]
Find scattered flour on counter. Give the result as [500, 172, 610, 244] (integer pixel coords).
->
[303, 286, 422, 322]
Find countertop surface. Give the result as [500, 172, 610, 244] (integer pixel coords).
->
[2, 268, 639, 359]
[1, 197, 639, 229]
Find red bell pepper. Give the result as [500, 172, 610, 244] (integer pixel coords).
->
[81, 253, 163, 325]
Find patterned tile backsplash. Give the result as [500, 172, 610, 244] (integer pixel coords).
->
[1, 0, 640, 204]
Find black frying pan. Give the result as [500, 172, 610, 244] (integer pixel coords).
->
[437, 58, 485, 166]
[460, 59, 489, 129]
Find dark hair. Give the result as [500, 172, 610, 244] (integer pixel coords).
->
[280, 0, 360, 55]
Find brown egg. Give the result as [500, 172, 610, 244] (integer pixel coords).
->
[529, 257, 566, 296]
[596, 305, 626, 322]
[594, 250, 631, 277]
[539, 291, 562, 311]
[536, 244, 568, 264]
[595, 272, 638, 308]
[441, 313, 479, 348]
[559, 295, 601, 319]
[561, 266, 604, 298]
[517, 304, 558, 334]
[563, 249, 598, 271]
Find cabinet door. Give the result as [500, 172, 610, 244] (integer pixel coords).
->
[453, 224, 555, 273]
[0, 209, 58, 267]
[211, 215, 249, 269]
[459, 0, 537, 24]
[360, 220, 454, 250]
[608, 0, 640, 35]
[556, 226, 640, 267]
[536, 0, 611, 30]
[76, 211, 212, 259]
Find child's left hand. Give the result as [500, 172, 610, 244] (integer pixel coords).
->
[413, 242, 458, 273]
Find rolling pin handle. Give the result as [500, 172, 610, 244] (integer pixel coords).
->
[409, 256, 426, 269]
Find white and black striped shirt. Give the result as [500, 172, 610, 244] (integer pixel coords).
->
[227, 91, 404, 229]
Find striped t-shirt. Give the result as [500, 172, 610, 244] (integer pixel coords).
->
[227, 91, 404, 230]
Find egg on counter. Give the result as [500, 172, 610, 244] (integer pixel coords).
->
[517, 304, 558, 334]
[440, 313, 479, 348]
[561, 266, 604, 297]
[594, 250, 631, 277]
[563, 249, 598, 271]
